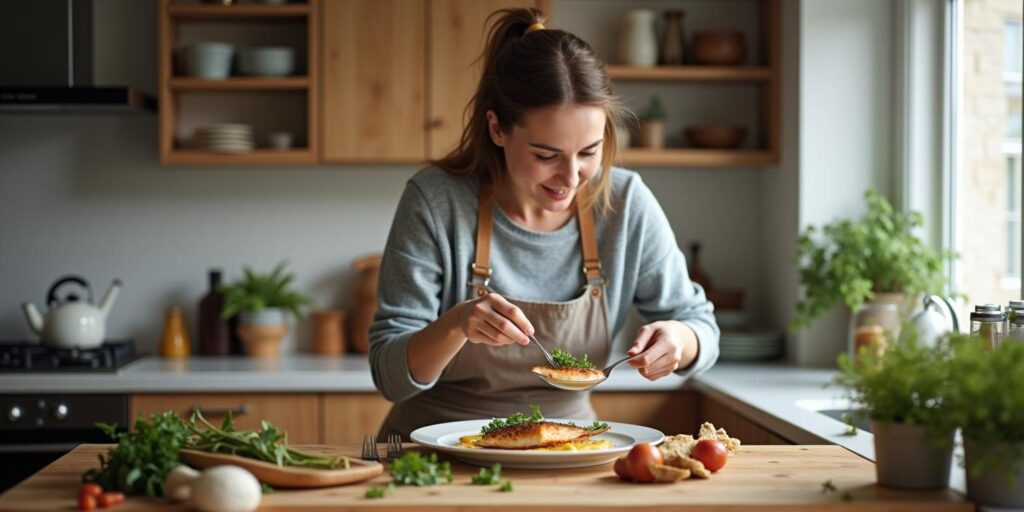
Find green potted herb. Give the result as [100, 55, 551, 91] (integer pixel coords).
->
[834, 336, 955, 489]
[946, 336, 1024, 507]
[221, 261, 310, 358]
[637, 95, 666, 149]
[793, 189, 952, 352]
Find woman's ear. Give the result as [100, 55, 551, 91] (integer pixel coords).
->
[485, 110, 505, 147]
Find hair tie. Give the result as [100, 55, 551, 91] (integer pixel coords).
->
[524, 22, 545, 35]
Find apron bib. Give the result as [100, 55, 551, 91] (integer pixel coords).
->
[379, 181, 610, 438]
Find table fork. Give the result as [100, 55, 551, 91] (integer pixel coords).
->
[361, 433, 379, 462]
[386, 434, 403, 461]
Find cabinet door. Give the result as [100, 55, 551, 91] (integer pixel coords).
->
[322, 393, 393, 444]
[427, 0, 543, 159]
[130, 394, 321, 444]
[321, 0, 427, 162]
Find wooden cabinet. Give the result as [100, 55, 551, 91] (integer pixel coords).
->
[697, 393, 792, 445]
[320, 0, 547, 163]
[130, 393, 321, 443]
[592, 391, 698, 436]
[322, 393, 393, 444]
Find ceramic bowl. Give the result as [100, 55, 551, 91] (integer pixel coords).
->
[238, 47, 296, 77]
[684, 125, 747, 149]
[691, 31, 747, 66]
[184, 42, 235, 79]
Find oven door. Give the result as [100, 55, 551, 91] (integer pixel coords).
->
[0, 395, 128, 492]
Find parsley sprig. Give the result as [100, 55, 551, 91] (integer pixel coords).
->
[551, 348, 595, 369]
[389, 452, 453, 486]
[567, 420, 610, 432]
[481, 405, 544, 435]
[471, 463, 502, 485]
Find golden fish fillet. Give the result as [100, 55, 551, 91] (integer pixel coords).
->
[531, 365, 605, 382]
[475, 421, 610, 449]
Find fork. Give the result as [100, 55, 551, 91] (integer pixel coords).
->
[386, 434, 404, 461]
[529, 334, 559, 368]
[361, 433, 379, 462]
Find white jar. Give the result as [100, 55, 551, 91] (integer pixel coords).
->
[618, 9, 658, 67]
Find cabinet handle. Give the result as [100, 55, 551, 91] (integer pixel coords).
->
[191, 404, 250, 417]
[425, 117, 444, 130]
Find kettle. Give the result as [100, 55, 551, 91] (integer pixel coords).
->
[22, 276, 122, 349]
[900, 295, 960, 348]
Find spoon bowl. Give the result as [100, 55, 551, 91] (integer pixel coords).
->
[532, 353, 639, 391]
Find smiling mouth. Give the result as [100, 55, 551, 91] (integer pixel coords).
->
[543, 185, 571, 200]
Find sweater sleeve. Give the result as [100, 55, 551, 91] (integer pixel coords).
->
[368, 182, 446, 403]
[628, 179, 720, 379]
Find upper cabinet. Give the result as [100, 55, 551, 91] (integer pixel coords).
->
[320, 0, 547, 164]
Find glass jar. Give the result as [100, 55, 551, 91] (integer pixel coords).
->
[1006, 300, 1024, 342]
[970, 307, 1006, 350]
[848, 301, 901, 363]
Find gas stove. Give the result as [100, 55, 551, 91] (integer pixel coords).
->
[0, 340, 138, 372]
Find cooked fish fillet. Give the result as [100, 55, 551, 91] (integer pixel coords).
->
[531, 365, 605, 382]
[476, 421, 611, 449]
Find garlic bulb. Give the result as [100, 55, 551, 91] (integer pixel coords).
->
[188, 466, 262, 512]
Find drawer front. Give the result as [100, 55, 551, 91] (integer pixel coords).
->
[130, 393, 320, 444]
[322, 393, 392, 444]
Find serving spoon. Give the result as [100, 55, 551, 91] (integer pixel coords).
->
[532, 350, 643, 391]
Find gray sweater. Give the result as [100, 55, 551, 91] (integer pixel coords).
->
[369, 166, 720, 403]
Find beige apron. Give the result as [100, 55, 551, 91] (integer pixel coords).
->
[379, 181, 611, 439]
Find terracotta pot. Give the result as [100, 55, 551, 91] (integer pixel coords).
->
[691, 31, 746, 66]
[312, 309, 346, 355]
[351, 254, 383, 354]
[684, 125, 746, 149]
[638, 120, 665, 149]
[237, 324, 288, 358]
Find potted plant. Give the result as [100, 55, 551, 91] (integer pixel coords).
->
[834, 336, 955, 489]
[946, 336, 1024, 507]
[221, 261, 311, 358]
[637, 95, 666, 149]
[793, 189, 952, 353]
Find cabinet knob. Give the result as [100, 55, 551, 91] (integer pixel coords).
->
[52, 403, 69, 421]
[426, 117, 444, 130]
[7, 405, 22, 423]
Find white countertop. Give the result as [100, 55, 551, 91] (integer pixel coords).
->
[0, 355, 979, 499]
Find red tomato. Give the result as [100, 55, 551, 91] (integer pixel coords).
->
[613, 456, 632, 480]
[96, 491, 125, 507]
[79, 483, 103, 497]
[690, 439, 728, 472]
[78, 494, 97, 511]
[625, 443, 663, 483]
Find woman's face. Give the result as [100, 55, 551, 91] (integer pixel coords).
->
[487, 104, 606, 214]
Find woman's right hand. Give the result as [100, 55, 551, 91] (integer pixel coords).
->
[458, 292, 534, 346]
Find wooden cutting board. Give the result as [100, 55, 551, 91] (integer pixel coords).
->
[180, 449, 383, 488]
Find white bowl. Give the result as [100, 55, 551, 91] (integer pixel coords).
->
[238, 47, 296, 77]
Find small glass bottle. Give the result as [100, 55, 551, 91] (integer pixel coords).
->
[1007, 300, 1024, 342]
[198, 270, 230, 356]
[659, 10, 685, 65]
[160, 307, 191, 358]
[970, 305, 1006, 350]
[848, 301, 900, 363]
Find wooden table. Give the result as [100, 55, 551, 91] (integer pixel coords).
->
[0, 444, 972, 511]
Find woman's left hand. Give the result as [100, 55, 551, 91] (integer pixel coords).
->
[626, 320, 698, 381]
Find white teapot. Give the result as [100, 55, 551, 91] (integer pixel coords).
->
[21, 276, 122, 349]
[900, 295, 960, 347]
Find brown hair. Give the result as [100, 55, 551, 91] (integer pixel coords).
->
[431, 7, 628, 213]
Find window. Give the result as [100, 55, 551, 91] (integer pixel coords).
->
[953, 1, 1023, 311]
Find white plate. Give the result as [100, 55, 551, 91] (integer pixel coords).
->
[410, 419, 664, 469]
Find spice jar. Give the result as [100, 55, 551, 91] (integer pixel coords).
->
[848, 301, 900, 363]
[970, 304, 1006, 350]
[312, 309, 346, 355]
[160, 307, 191, 358]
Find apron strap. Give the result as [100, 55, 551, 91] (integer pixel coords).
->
[472, 178, 606, 293]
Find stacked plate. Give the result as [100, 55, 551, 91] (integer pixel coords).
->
[193, 124, 254, 153]
[719, 330, 784, 361]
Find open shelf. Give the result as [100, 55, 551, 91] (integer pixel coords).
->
[169, 77, 310, 91]
[616, 148, 777, 168]
[164, 149, 317, 165]
[168, 3, 310, 20]
[606, 66, 772, 82]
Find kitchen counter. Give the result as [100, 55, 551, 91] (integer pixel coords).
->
[0, 443, 971, 511]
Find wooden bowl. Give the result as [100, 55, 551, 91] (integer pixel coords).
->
[691, 31, 747, 66]
[684, 125, 747, 149]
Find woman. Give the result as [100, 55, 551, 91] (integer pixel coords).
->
[369, 8, 719, 438]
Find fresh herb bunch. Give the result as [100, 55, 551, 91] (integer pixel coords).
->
[365, 483, 395, 499]
[188, 410, 347, 470]
[220, 260, 311, 320]
[499, 480, 514, 492]
[389, 451, 452, 486]
[551, 348, 595, 369]
[792, 189, 953, 329]
[945, 335, 1024, 479]
[82, 412, 191, 498]
[834, 336, 955, 441]
[481, 405, 544, 435]
[471, 463, 502, 485]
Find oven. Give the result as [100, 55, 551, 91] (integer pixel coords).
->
[0, 394, 128, 492]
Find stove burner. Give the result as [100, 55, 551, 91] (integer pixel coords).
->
[0, 340, 137, 372]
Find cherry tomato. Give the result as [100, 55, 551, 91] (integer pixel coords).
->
[79, 483, 103, 497]
[96, 491, 125, 508]
[690, 439, 728, 472]
[78, 494, 97, 511]
[613, 456, 632, 480]
[625, 443, 663, 483]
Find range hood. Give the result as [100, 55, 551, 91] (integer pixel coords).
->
[0, 0, 156, 114]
